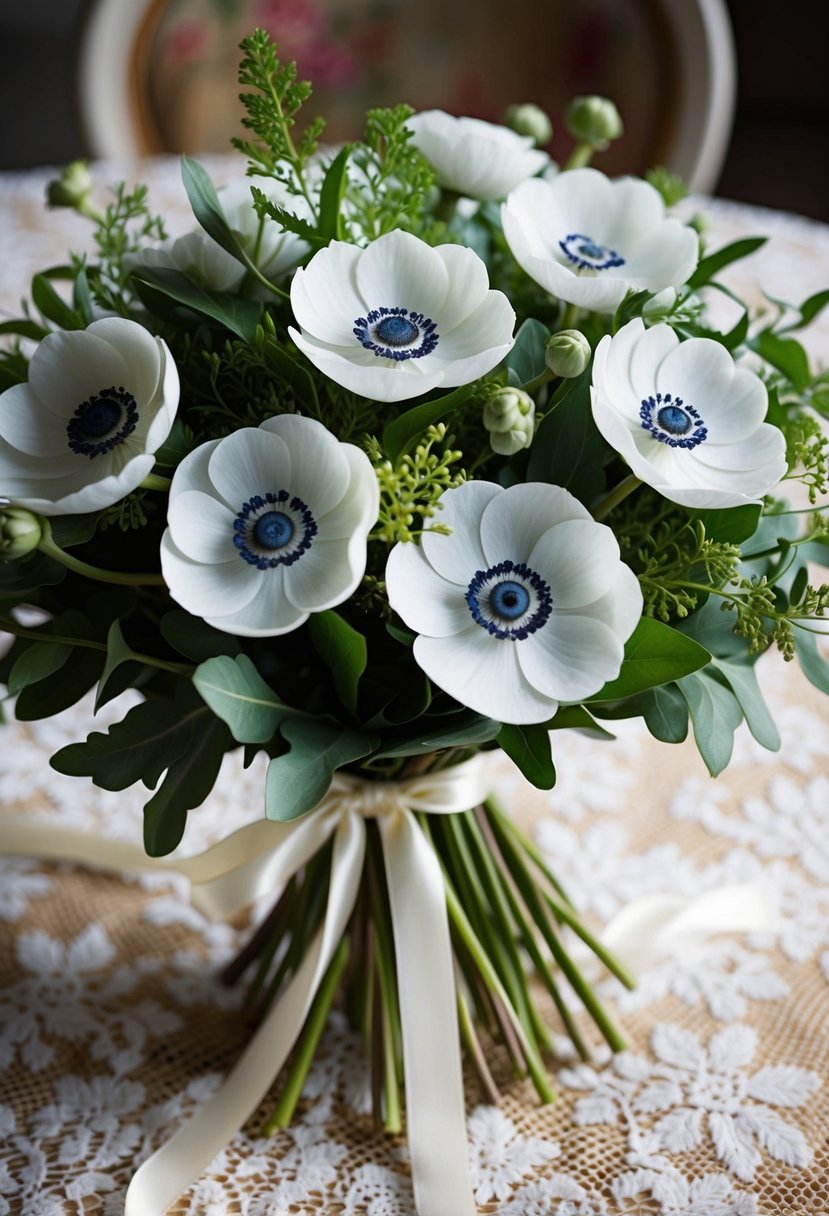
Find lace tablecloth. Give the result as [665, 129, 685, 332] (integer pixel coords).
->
[1, 162, 829, 1216]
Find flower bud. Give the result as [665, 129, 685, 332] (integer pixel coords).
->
[46, 161, 94, 210]
[0, 506, 43, 559]
[505, 103, 553, 147]
[643, 288, 678, 324]
[545, 329, 591, 379]
[565, 96, 624, 151]
[483, 388, 535, 455]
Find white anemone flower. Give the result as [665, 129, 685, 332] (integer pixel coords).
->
[160, 414, 379, 637]
[289, 230, 515, 403]
[591, 319, 787, 508]
[129, 230, 244, 293]
[385, 481, 642, 725]
[0, 318, 179, 515]
[406, 110, 550, 201]
[502, 169, 699, 312]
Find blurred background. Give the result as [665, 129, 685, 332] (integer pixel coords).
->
[0, 0, 826, 220]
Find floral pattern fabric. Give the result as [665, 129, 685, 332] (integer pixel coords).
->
[1, 163, 829, 1215]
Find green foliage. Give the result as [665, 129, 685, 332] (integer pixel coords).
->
[346, 105, 437, 241]
[368, 422, 465, 544]
[677, 668, 743, 775]
[266, 719, 378, 821]
[87, 182, 167, 314]
[308, 611, 367, 718]
[193, 653, 297, 743]
[497, 722, 555, 789]
[526, 370, 609, 506]
[645, 166, 688, 207]
[688, 237, 767, 289]
[587, 617, 710, 702]
[232, 27, 323, 207]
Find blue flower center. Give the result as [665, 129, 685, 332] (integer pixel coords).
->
[640, 392, 708, 449]
[253, 511, 295, 549]
[66, 386, 138, 459]
[353, 306, 439, 362]
[466, 561, 553, 641]
[489, 580, 530, 621]
[234, 492, 317, 570]
[559, 233, 625, 272]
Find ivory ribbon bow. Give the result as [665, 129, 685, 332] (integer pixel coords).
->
[0, 756, 492, 1216]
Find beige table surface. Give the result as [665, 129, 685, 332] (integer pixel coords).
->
[1, 161, 829, 1215]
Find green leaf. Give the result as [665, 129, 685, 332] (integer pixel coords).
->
[0, 552, 66, 604]
[143, 717, 229, 855]
[373, 711, 501, 758]
[677, 668, 743, 775]
[641, 683, 689, 743]
[161, 611, 241, 661]
[31, 273, 83, 330]
[782, 287, 829, 332]
[690, 503, 762, 545]
[498, 722, 555, 789]
[95, 618, 146, 712]
[266, 719, 378, 821]
[73, 267, 94, 324]
[678, 307, 749, 352]
[712, 657, 780, 752]
[254, 196, 321, 244]
[132, 268, 263, 343]
[14, 646, 104, 720]
[527, 370, 609, 506]
[181, 157, 251, 265]
[794, 628, 829, 696]
[755, 330, 811, 391]
[677, 597, 745, 659]
[317, 144, 350, 241]
[503, 318, 549, 386]
[382, 383, 475, 464]
[548, 704, 615, 738]
[8, 641, 72, 696]
[688, 237, 767, 288]
[587, 618, 711, 702]
[51, 699, 207, 789]
[308, 610, 366, 716]
[0, 318, 49, 340]
[193, 653, 295, 743]
[48, 513, 99, 549]
[612, 289, 651, 331]
[153, 418, 195, 470]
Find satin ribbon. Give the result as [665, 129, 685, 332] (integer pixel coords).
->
[0, 757, 492, 1216]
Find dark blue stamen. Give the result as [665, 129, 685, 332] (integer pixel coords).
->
[353, 306, 439, 361]
[466, 560, 553, 640]
[253, 511, 295, 550]
[66, 386, 138, 459]
[233, 491, 317, 570]
[559, 233, 625, 272]
[639, 391, 708, 449]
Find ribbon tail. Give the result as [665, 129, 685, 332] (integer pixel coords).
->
[125, 810, 366, 1216]
[379, 810, 476, 1216]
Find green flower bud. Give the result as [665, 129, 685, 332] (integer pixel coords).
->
[483, 387, 535, 455]
[0, 506, 43, 559]
[505, 103, 553, 147]
[643, 288, 678, 324]
[565, 96, 624, 151]
[46, 161, 94, 210]
[545, 329, 591, 379]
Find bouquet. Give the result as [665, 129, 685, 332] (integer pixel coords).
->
[2, 29, 828, 1213]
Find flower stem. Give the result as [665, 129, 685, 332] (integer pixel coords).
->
[456, 983, 502, 1105]
[564, 142, 594, 170]
[38, 522, 165, 586]
[560, 302, 582, 329]
[262, 936, 350, 1133]
[140, 473, 172, 492]
[591, 474, 643, 522]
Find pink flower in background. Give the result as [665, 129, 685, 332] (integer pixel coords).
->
[254, 0, 322, 44]
[167, 19, 208, 65]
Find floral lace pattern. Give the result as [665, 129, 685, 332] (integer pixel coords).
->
[2, 166, 829, 1214]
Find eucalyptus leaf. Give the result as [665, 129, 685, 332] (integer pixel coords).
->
[498, 721, 555, 789]
[308, 610, 366, 717]
[677, 668, 743, 775]
[266, 720, 378, 821]
[711, 657, 781, 752]
[373, 711, 501, 758]
[794, 628, 829, 696]
[641, 683, 689, 743]
[587, 618, 711, 702]
[548, 704, 616, 738]
[193, 653, 295, 743]
[690, 503, 762, 545]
